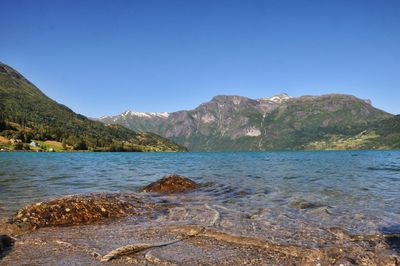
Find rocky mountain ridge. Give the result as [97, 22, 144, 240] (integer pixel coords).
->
[100, 93, 397, 151]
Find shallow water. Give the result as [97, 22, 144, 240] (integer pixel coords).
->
[1, 151, 400, 239]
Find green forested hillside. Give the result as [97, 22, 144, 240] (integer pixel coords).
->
[0, 63, 186, 152]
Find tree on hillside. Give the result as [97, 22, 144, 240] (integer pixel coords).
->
[0, 113, 7, 131]
[74, 141, 88, 151]
[62, 139, 67, 150]
[0, 119, 6, 131]
[13, 142, 24, 150]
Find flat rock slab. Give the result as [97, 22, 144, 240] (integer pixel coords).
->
[0, 223, 306, 265]
[2, 203, 399, 265]
[1, 222, 399, 265]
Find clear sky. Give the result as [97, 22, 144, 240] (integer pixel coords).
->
[1, 0, 400, 117]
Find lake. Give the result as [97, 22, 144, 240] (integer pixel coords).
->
[1, 150, 400, 240]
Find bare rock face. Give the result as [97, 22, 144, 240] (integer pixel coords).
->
[142, 175, 199, 193]
[99, 93, 393, 151]
[12, 193, 151, 229]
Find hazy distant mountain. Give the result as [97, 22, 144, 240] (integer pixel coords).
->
[100, 111, 170, 134]
[0, 62, 186, 152]
[99, 93, 400, 151]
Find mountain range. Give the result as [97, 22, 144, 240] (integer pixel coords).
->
[0, 62, 186, 152]
[100, 93, 400, 151]
[1, 61, 399, 152]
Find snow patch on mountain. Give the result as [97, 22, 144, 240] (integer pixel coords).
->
[122, 110, 170, 118]
[258, 93, 292, 103]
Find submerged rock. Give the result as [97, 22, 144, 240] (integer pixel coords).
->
[12, 193, 151, 229]
[288, 199, 321, 209]
[142, 175, 200, 193]
[1, 200, 400, 265]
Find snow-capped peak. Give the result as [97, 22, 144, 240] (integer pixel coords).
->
[121, 110, 170, 118]
[258, 93, 292, 103]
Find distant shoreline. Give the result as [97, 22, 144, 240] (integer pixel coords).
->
[1, 149, 399, 153]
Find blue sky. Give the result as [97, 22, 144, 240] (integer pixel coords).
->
[1, 0, 400, 117]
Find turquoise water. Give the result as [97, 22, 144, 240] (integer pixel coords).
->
[1, 151, 400, 236]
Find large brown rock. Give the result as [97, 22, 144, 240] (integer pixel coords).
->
[142, 175, 199, 193]
[12, 193, 152, 229]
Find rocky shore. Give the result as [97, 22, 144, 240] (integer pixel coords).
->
[1, 175, 399, 265]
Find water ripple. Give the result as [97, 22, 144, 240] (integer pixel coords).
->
[0, 151, 399, 235]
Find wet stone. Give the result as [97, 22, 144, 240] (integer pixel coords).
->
[1, 184, 399, 264]
[1, 201, 399, 265]
[12, 193, 152, 229]
[288, 199, 321, 209]
[142, 175, 200, 193]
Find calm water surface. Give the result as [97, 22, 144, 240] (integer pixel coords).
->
[1, 151, 400, 237]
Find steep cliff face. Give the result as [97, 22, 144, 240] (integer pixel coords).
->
[99, 93, 394, 151]
[164, 95, 261, 139]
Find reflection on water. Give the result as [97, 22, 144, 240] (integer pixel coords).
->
[1, 151, 400, 238]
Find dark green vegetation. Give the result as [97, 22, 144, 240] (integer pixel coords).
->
[0, 63, 186, 152]
[101, 94, 400, 151]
